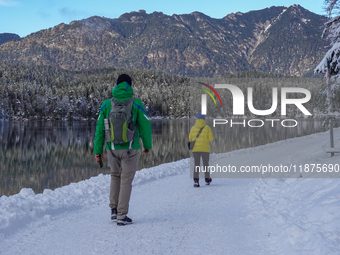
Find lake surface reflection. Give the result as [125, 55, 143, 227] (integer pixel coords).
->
[0, 119, 323, 196]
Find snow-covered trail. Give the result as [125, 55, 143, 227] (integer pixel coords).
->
[2, 128, 340, 254]
[0, 173, 269, 255]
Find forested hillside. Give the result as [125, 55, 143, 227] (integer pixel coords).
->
[0, 63, 327, 120]
[0, 63, 191, 120]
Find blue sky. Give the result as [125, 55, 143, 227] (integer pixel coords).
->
[0, 0, 326, 37]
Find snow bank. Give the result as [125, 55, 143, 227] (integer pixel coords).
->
[0, 158, 189, 237]
[0, 174, 109, 237]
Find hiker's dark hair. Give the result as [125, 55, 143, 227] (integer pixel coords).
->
[117, 74, 132, 86]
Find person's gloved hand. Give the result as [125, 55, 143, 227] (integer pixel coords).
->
[143, 149, 150, 154]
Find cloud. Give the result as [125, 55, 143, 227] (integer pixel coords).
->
[0, 0, 18, 6]
[38, 9, 51, 19]
[59, 7, 80, 18]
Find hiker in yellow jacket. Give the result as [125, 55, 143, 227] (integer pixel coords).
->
[189, 113, 214, 187]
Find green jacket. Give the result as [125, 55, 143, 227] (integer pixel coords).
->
[94, 81, 152, 154]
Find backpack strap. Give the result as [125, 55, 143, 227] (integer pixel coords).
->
[194, 126, 205, 141]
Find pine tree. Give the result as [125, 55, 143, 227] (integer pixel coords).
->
[315, 0, 340, 75]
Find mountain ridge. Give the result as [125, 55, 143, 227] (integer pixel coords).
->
[0, 4, 327, 77]
[0, 33, 20, 45]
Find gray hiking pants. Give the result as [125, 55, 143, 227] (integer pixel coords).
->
[193, 152, 210, 179]
[107, 149, 139, 220]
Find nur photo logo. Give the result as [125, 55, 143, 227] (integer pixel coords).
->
[196, 82, 312, 128]
[197, 82, 223, 113]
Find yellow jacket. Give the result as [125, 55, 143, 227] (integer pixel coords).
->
[189, 119, 214, 153]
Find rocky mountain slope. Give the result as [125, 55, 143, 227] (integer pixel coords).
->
[0, 33, 20, 45]
[0, 5, 327, 77]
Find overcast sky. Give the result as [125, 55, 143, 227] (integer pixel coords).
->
[0, 0, 327, 37]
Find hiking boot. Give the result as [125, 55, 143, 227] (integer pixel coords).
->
[205, 178, 212, 185]
[117, 216, 133, 226]
[194, 178, 200, 188]
[111, 208, 117, 221]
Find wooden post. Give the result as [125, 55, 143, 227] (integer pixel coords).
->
[327, 58, 335, 157]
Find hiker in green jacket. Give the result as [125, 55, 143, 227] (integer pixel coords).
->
[94, 74, 152, 226]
